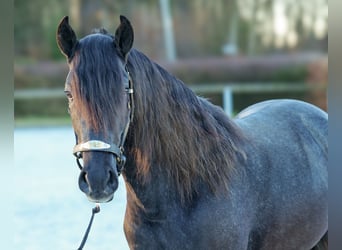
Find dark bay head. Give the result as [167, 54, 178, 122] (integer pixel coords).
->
[56, 15, 134, 202]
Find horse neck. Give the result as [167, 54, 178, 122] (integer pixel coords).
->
[123, 159, 182, 219]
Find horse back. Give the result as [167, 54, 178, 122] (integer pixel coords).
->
[235, 99, 328, 165]
[236, 99, 328, 160]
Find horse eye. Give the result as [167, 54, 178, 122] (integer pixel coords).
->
[64, 90, 73, 102]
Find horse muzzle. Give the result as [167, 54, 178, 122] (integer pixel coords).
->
[78, 151, 119, 203]
[79, 169, 118, 203]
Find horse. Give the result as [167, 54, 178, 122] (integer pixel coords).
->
[57, 15, 328, 249]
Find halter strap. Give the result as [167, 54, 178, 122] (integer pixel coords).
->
[72, 69, 133, 175]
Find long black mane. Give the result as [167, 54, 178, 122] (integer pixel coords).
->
[126, 48, 246, 201]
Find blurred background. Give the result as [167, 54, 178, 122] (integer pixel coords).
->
[14, 0, 328, 124]
[13, 0, 328, 249]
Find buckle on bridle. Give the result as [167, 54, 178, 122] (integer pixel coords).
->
[116, 151, 126, 175]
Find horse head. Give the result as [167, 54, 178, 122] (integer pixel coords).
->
[56, 15, 134, 203]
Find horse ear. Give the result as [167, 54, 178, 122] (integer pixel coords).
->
[114, 15, 134, 61]
[56, 16, 78, 59]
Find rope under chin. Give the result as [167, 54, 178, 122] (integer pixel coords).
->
[77, 203, 101, 250]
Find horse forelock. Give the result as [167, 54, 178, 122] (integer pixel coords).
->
[126, 49, 246, 202]
[70, 33, 127, 133]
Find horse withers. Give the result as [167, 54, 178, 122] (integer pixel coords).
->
[57, 15, 328, 249]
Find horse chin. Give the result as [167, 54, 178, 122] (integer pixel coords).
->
[87, 193, 114, 203]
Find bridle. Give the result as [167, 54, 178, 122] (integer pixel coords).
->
[74, 67, 134, 250]
[72, 67, 134, 176]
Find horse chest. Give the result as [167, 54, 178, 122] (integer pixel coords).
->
[124, 213, 193, 249]
[123, 195, 252, 250]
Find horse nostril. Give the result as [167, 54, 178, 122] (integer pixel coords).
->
[107, 168, 118, 191]
[79, 171, 90, 194]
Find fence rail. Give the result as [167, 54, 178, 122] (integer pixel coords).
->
[14, 88, 65, 99]
[14, 82, 326, 115]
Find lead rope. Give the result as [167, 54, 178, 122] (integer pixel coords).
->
[77, 203, 101, 250]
